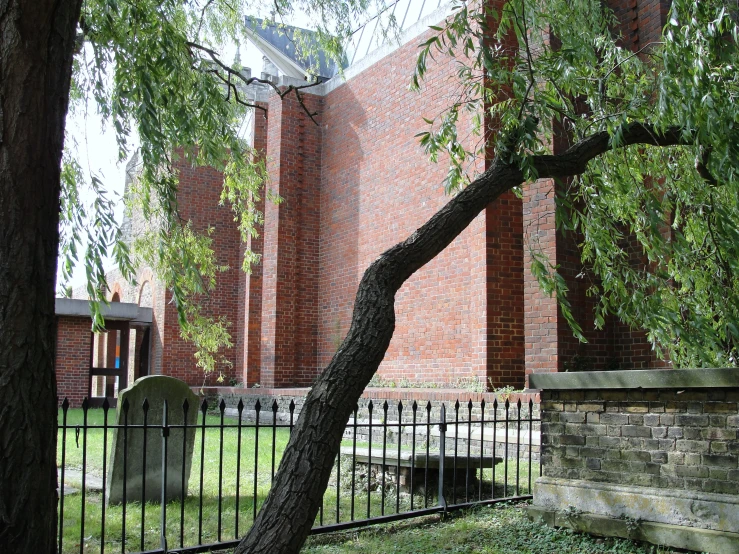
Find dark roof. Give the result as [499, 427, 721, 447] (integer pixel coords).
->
[245, 17, 343, 80]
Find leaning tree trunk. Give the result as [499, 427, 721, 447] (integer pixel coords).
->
[235, 160, 525, 553]
[0, 1, 82, 552]
[235, 123, 685, 554]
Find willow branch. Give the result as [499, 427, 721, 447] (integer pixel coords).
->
[186, 41, 323, 123]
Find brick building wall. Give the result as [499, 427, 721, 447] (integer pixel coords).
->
[56, 316, 92, 406]
[239, 107, 268, 387]
[318, 24, 494, 388]
[102, 154, 246, 387]
[259, 91, 324, 387]
[159, 157, 243, 386]
[80, 0, 674, 394]
[521, 0, 672, 379]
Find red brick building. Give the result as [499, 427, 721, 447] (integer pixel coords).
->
[59, 0, 671, 403]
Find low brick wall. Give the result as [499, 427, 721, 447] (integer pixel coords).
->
[198, 386, 539, 420]
[529, 369, 739, 554]
[197, 386, 541, 461]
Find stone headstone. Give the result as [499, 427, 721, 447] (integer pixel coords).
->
[106, 376, 199, 505]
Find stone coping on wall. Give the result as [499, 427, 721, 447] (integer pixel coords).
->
[194, 386, 540, 405]
[529, 368, 739, 390]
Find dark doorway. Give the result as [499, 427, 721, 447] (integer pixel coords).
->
[137, 327, 150, 379]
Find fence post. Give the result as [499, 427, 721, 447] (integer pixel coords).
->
[438, 403, 447, 515]
[161, 400, 169, 553]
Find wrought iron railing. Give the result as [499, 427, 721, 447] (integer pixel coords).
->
[57, 395, 540, 553]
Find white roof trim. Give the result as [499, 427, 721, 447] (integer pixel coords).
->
[243, 28, 307, 79]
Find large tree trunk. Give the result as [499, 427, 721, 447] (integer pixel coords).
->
[0, 1, 82, 552]
[236, 123, 685, 554]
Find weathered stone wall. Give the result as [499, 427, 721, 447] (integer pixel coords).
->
[540, 387, 739, 494]
[530, 369, 739, 553]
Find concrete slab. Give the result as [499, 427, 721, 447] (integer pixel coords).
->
[526, 506, 739, 554]
[55, 297, 153, 324]
[534, 476, 739, 534]
[340, 446, 501, 469]
[529, 368, 739, 390]
[57, 469, 104, 493]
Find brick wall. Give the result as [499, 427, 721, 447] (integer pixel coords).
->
[158, 156, 243, 386]
[239, 107, 268, 387]
[259, 91, 324, 387]
[89, 0, 675, 390]
[56, 316, 91, 407]
[318, 24, 493, 387]
[522, 0, 673, 377]
[540, 388, 739, 494]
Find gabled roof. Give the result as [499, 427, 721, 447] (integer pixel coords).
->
[244, 17, 342, 80]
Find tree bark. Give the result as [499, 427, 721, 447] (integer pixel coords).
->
[0, 1, 82, 552]
[236, 122, 686, 554]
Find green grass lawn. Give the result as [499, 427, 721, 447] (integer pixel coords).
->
[303, 503, 688, 554]
[59, 407, 297, 552]
[57, 408, 539, 553]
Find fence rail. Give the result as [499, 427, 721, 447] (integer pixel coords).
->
[57, 396, 540, 553]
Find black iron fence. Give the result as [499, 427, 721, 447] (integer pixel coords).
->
[57, 396, 540, 553]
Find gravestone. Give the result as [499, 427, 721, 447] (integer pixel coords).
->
[107, 375, 199, 505]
